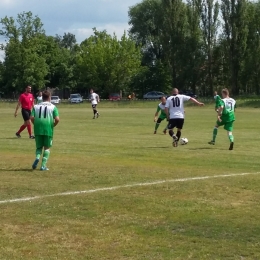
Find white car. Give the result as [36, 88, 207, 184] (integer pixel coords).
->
[69, 93, 83, 103]
[51, 96, 61, 104]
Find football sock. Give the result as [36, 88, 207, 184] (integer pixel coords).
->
[169, 130, 174, 137]
[228, 132, 234, 142]
[93, 109, 97, 115]
[176, 130, 181, 141]
[213, 127, 218, 142]
[17, 124, 26, 134]
[41, 149, 50, 168]
[36, 148, 42, 160]
[155, 123, 160, 131]
[27, 124, 32, 136]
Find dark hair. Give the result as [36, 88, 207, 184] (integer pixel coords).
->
[42, 90, 51, 101]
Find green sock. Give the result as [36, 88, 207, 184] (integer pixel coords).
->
[36, 148, 42, 160]
[155, 123, 160, 131]
[41, 149, 50, 168]
[213, 128, 218, 142]
[229, 134, 234, 142]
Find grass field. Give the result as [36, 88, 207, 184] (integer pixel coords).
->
[1, 101, 260, 260]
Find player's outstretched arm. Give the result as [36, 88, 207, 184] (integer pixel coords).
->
[14, 101, 21, 117]
[189, 98, 204, 106]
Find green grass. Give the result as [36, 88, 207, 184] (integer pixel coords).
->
[0, 102, 260, 259]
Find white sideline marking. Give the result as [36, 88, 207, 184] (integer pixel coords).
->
[0, 172, 259, 205]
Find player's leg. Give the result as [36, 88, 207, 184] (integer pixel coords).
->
[224, 122, 234, 150]
[92, 105, 97, 119]
[32, 136, 43, 169]
[168, 119, 178, 147]
[154, 118, 163, 134]
[25, 110, 34, 138]
[16, 109, 27, 137]
[174, 119, 184, 147]
[208, 121, 222, 145]
[40, 136, 53, 170]
[96, 105, 100, 118]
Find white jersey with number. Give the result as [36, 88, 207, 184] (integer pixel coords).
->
[165, 94, 191, 119]
[90, 93, 99, 105]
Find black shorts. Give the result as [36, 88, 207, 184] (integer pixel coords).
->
[92, 104, 97, 109]
[22, 108, 31, 121]
[168, 119, 184, 130]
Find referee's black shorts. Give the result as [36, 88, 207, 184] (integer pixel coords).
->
[21, 108, 31, 121]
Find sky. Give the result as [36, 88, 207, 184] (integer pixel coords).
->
[0, 0, 140, 59]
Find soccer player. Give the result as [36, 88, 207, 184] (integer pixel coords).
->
[31, 90, 60, 171]
[14, 85, 35, 139]
[165, 88, 204, 147]
[154, 97, 168, 134]
[37, 91, 43, 104]
[90, 89, 100, 119]
[208, 88, 236, 150]
[214, 91, 221, 112]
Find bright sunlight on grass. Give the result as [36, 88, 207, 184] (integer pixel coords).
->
[0, 101, 260, 259]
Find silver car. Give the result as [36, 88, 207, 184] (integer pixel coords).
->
[69, 94, 83, 103]
[143, 91, 166, 99]
[51, 96, 61, 104]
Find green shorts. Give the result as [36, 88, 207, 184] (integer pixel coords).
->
[216, 120, 234, 131]
[35, 135, 53, 148]
[159, 115, 167, 120]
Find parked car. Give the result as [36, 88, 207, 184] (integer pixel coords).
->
[69, 93, 83, 103]
[179, 91, 197, 99]
[51, 96, 61, 104]
[143, 91, 166, 99]
[109, 93, 121, 101]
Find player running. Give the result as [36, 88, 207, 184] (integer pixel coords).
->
[154, 97, 168, 134]
[31, 91, 60, 171]
[165, 88, 204, 147]
[90, 89, 100, 119]
[208, 88, 236, 150]
[14, 85, 35, 139]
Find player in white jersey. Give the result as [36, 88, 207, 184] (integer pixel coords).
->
[37, 91, 43, 104]
[165, 88, 204, 147]
[90, 89, 100, 119]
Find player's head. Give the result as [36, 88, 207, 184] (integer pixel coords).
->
[214, 91, 218, 96]
[221, 88, 229, 98]
[90, 89, 94, 94]
[172, 88, 179, 95]
[42, 90, 51, 102]
[38, 91, 42, 96]
[161, 96, 166, 104]
[26, 86, 32, 93]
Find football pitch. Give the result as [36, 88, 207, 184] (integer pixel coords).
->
[0, 101, 260, 260]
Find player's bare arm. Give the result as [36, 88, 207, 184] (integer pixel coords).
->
[30, 116, 35, 124]
[154, 111, 159, 122]
[54, 116, 60, 127]
[189, 98, 204, 106]
[164, 107, 169, 121]
[217, 106, 223, 122]
[14, 101, 21, 117]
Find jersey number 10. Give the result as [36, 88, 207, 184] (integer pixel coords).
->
[171, 97, 180, 107]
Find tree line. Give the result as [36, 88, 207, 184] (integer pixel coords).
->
[0, 0, 260, 98]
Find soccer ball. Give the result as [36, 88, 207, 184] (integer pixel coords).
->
[180, 137, 188, 145]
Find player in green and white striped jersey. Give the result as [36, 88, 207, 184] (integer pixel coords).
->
[30, 91, 60, 170]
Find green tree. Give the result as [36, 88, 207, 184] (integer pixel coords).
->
[78, 29, 142, 96]
[221, 0, 249, 95]
[0, 11, 48, 92]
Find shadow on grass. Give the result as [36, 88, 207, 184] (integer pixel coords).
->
[146, 146, 170, 149]
[0, 168, 33, 172]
